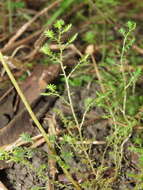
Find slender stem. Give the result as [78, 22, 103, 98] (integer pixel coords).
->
[0, 51, 81, 190]
[0, 52, 52, 150]
[60, 61, 79, 126]
[120, 35, 127, 117]
[58, 32, 79, 127]
[58, 35, 96, 175]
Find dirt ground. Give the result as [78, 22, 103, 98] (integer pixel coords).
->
[0, 82, 139, 190]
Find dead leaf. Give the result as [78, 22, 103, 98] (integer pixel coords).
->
[0, 64, 60, 147]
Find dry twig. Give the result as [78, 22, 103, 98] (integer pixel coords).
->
[3, 0, 61, 50]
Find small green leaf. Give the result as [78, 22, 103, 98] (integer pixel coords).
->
[127, 21, 136, 31]
[67, 33, 78, 44]
[40, 44, 52, 56]
[44, 29, 55, 39]
[54, 19, 65, 29]
[119, 28, 126, 36]
[62, 24, 72, 33]
[46, 84, 57, 92]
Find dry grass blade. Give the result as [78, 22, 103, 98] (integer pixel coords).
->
[1, 30, 41, 54]
[0, 87, 14, 103]
[3, 0, 61, 50]
[0, 52, 81, 190]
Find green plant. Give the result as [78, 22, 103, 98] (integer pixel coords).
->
[41, 19, 102, 189]
[0, 146, 50, 189]
[93, 21, 141, 185]
[0, 16, 142, 189]
[0, 28, 81, 190]
[40, 19, 143, 189]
